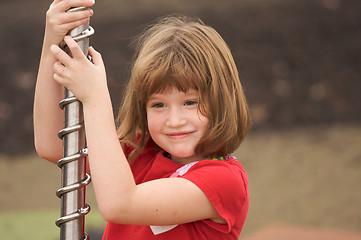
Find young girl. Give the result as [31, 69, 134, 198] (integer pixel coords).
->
[34, 0, 252, 239]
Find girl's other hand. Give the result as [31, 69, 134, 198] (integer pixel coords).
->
[45, 0, 95, 45]
[50, 36, 108, 105]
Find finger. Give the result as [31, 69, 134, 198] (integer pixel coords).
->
[48, 0, 93, 25]
[64, 36, 87, 60]
[62, 8, 93, 24]
[58, 17, 91, 34]
[53, 72, 65, 85]
[88, 46, 104, 66]
[50, 44, 72, 65]
[50, 0, 63, 8]
[53, 61, 66, 76]
[58, 0, 95, 12]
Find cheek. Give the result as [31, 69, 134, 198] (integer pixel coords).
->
[146, 111, 153, 131]
[197, 112, 209, 129]
[146, 111, 159, 135]
[200, 119, 209, 133]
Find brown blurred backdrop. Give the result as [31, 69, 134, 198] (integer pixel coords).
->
[1, 0, 360, 154]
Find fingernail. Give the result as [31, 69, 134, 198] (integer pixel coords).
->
[50, 44, 56, 51]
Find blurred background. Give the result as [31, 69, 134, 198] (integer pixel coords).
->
[0, 0, 360, 239]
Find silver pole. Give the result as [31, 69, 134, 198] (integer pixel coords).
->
[56, 7, 94, 240]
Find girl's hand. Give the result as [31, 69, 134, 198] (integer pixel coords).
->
[50, 36, 108, 105]
[45, 0, 95, 45]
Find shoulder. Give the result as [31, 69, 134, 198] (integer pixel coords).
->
[181, 159, 249, 199]
[189, 159, 247, 182]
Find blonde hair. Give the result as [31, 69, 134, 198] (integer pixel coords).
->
[116, 15, 251, 161]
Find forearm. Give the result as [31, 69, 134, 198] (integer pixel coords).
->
[33, 38, 64, 163]
[82, 92, 136, 219]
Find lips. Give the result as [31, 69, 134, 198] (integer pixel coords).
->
[166, 131, 194, 139]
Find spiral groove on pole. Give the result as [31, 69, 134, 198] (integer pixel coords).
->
[57, 6, 94, 240]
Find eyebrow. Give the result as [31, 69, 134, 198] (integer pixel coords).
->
[147, 94, 162, 101]
[148, 89, 199, 100]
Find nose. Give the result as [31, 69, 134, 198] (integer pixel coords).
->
[166, 107, 187, 128]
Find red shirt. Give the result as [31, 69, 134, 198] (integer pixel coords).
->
[102, 143, 249, 239]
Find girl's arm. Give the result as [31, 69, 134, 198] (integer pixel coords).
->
[34, 42, 64, 163]
[51, 37, 225, 226]
[34, 0, 94, 163]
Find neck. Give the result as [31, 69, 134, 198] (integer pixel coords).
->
[166, 153, 203, 165]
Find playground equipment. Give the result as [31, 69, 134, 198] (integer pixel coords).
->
[56, 6, 94, 240]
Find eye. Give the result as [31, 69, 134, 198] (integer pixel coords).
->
[151, 102, 165, 108]
[184, 100, 198, 106]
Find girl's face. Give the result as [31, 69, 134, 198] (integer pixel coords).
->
[146, 87, 208, 164]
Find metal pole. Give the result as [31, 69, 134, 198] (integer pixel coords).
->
[56, 6, 94, 240]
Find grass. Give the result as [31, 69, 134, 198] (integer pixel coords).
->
[0, 210, 58, 240]
[1, 124, 360, 239]
[0, 210, 105, 240]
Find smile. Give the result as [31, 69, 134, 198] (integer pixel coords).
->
[166, 131, 194, 139]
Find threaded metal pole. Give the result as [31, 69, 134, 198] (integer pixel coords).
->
[56, 7, 94, 240]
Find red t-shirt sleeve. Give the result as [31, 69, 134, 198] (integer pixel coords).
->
[180, 160, 249, 233]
